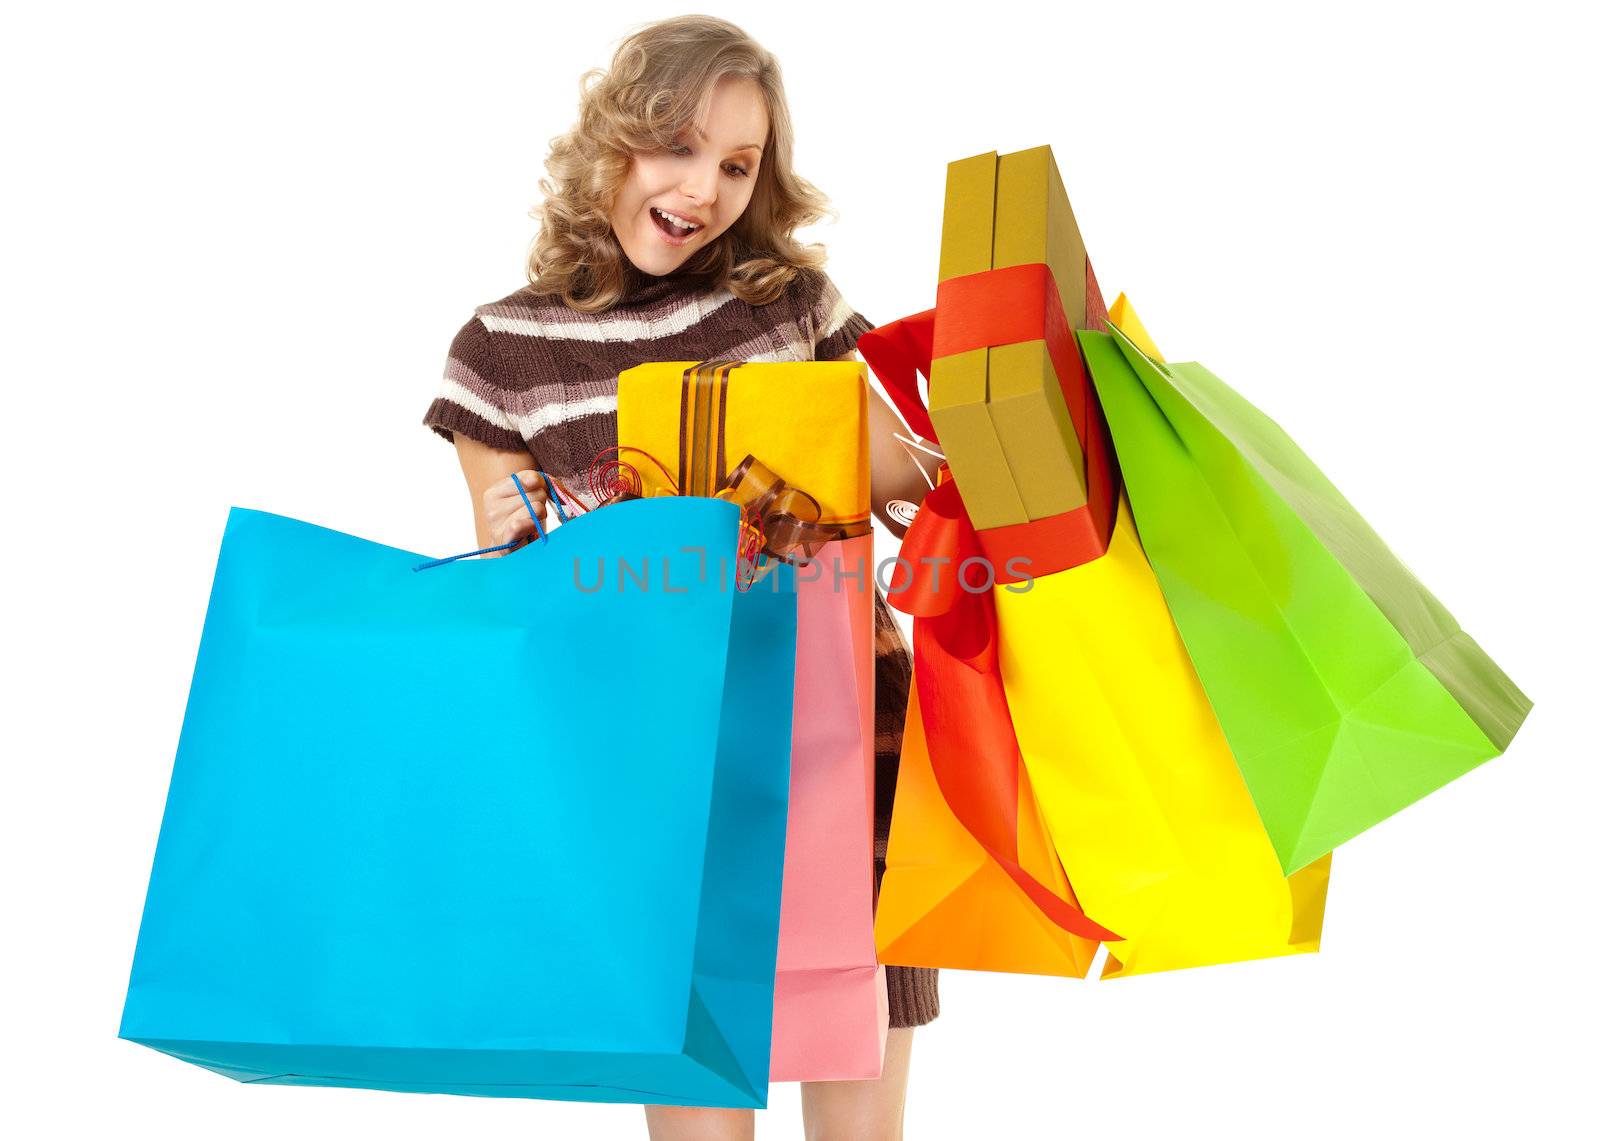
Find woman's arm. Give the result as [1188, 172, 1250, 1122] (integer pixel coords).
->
[452, 435, 551, 555]
[832, 351, 931, 540]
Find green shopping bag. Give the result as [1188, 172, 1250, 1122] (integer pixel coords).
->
[1077, 316, 1531, 873]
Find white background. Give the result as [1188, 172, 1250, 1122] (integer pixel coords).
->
[3, 1, 1596, 1137]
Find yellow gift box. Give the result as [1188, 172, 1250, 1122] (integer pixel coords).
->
[616, 359, 871, 529]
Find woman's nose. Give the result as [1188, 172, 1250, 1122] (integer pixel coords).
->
[679, 159, 719, 209]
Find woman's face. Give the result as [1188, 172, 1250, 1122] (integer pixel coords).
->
[609, 75, 769, 277]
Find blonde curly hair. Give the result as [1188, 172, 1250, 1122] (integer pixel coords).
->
[526, 15, 837, 312]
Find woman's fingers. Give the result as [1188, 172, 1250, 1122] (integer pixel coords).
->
[491, 508, 545, 547]
[482, 471, 550, 512]
[483, 470, 552, 545]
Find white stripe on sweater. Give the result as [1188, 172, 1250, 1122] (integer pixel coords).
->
[516, 392, 618, 435]
[438, 378, 616, 437]
[438, 344, 814, 444]
[478, 289, 738, 343]
[436, 378, 518, 432]
[817, 291, 857, 340]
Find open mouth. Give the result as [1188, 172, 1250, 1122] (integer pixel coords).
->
[650, 206, 702, 241]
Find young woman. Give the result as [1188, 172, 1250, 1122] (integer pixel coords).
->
[420, 16, 937, 1141]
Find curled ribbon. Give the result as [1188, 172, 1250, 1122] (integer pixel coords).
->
[682, 359, 870, 587]
[719, 453, 870, 573]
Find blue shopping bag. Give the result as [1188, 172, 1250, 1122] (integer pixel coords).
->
[119, 495, 798, 1108]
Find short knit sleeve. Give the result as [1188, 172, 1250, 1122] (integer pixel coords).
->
[420, 316, 531, 454]
[800, 268, 877, 361]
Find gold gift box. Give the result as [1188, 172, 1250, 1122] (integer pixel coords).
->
[930, 146, 1094, 529]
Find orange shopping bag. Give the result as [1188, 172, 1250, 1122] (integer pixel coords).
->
[875, 664, 1098, 977]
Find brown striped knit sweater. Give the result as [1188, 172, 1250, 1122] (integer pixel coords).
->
[422, 261, 939, 1029]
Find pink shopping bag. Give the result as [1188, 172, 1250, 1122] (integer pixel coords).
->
[768, 532, 889, 1081]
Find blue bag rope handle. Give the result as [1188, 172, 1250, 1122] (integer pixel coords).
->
[413, 471, 561, 572]
[544, 469, 571, 526]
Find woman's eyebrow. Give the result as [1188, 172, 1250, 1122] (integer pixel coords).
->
[694, 126, 763, 153]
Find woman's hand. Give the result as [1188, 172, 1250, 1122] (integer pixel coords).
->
[482, 470, 552, 548]
[452, 436, 551, 556]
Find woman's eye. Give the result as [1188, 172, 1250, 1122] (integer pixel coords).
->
[667, 143, 747, 178]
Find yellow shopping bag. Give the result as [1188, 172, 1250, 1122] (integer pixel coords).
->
[994, 486, 1331, 977]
